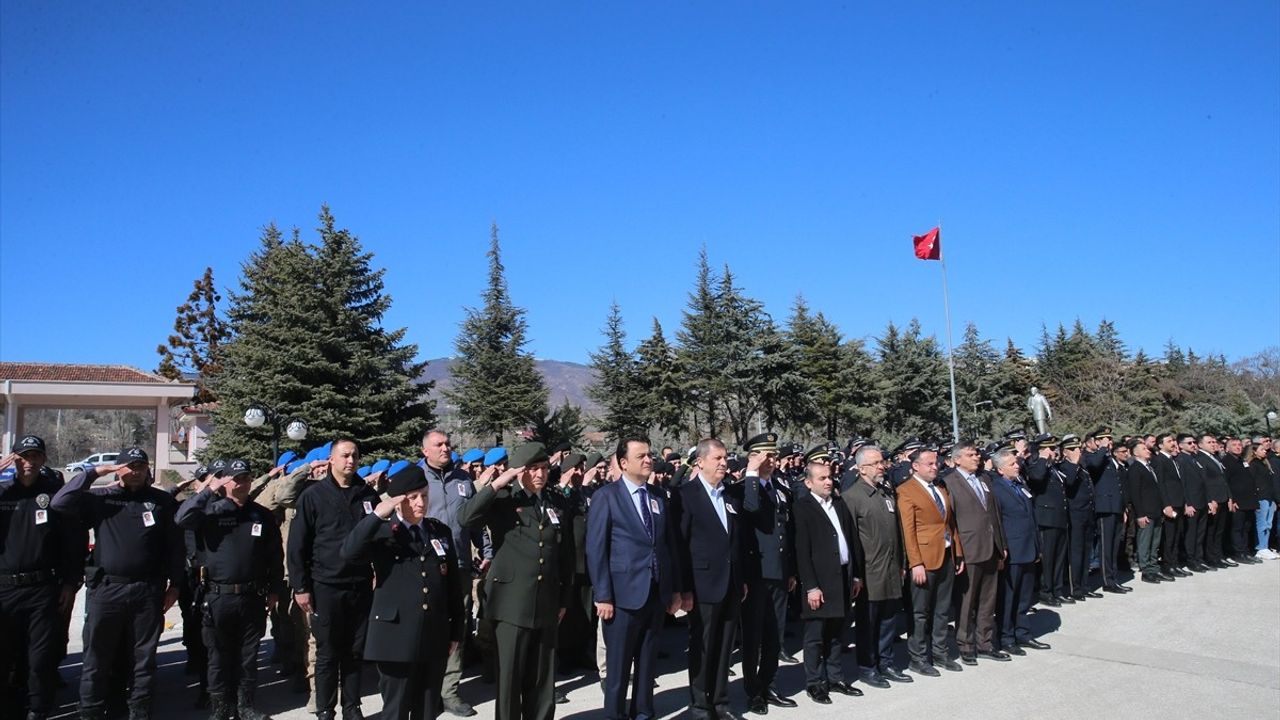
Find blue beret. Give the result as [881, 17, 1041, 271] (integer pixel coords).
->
[286, 459, 306, 473]
[461, 448, 485, 463]
[450, 451, 460, 463]
[320, 441, 333, 456]
[370, 459, 391, 474]
[356, 466, 372, 478]
[387, 459, 410, 477]
[484, 447, 508, 465]
[277, 450, 298, 467]
[303, 446, 323, 463]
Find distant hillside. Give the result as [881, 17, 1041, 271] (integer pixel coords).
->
[418, 358, 601, 418]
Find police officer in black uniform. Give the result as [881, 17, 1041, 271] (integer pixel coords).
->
[177, 459, 284, 720]
[341, 463, 464, 720]
[174, 461, 217, 708]
[0, 435, 80, 720]
[1025, 435, 1069, 606]
[732, 432, 798, 715]
[1057, 435, 1101, 601]
[52, 446, 184, 720]
[288, 438, 380, 720]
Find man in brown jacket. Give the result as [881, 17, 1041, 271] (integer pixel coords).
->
[897, 447, 964, 676]
[943, 443, 1010, 665]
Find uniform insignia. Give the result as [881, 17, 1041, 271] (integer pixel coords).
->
[144, 501, 155, 511]
[36, 493, 50, 509]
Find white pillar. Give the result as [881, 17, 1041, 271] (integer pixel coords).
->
[155, 400, 171, 482]
[2, 380, 16, 453]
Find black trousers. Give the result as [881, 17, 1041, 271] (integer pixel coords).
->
[1067, 513, 1095, 596]
[740, 579, 787, 699]
[202, 592, 267, 697]
[178, 570, 207, 685]
[1228, 509, 1255, 558]
[378, 650, 447, 720]
[1037, 527, 1067, 598]
[79, 580, 165, 712]
[688, 595, 740, 717]
[1182, 507, 1207, 565]
[1204, 507, 1228, 563]
[907, 548, 955, 664]
[311, 582, 372, 714]
[998, 562, 1035, 648]
[854, 595, 901, 672]
[1161, 511, 1185, 569]
[802, 617, 844, 688]
[1096, 513, 1124, 587]
[493, 621, 556, 720]
[0, 583, 60, 716]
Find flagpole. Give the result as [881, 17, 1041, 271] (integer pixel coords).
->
[938, 221, 961, 443]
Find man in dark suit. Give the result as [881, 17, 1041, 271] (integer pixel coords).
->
[341, 464, 464, 720]
[1195, 435, 1236, 568]
[944, 443, 1009, 665]
[792, 448, 863, 703]
[1083, 429, 1131, 593]
[1222, 437, 1262, 564]
[897, 447, 964, 676]
[458, 443, 572, 720]
[1026, 435, 1068, 605]
[1125, 440, 1167, 583]
[1152, 434, 1188, 577]
[585, 436, 682, 720]
[671, 439, 747, 720]
[1174, 434, 1211, 572]
[989, 449, 1048, 653]
[731, 433, 798, 714]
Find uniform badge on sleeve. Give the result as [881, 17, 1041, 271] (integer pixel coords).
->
[144, 501, 155, 511]
[36, 493, 50, 509]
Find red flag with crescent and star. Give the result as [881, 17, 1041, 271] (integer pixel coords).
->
[912, 227, 941, 260]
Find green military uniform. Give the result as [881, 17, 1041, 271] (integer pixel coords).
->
[458, 443, 572, 720]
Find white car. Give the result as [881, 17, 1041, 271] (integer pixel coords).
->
[64, 452, 119, 474]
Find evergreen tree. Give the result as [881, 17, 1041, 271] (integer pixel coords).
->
[676, 248, 726, 437]
[990, 339, 1039, 434]
[634, 318, 686, 443]
[835, 338, 879, 440]
[873, 319, 951, 446]
[953, 323, 1003, 439]
[528, 400, 586, 450]
[446, 223, 549, 446]
[156, 266, 230, 403]
[587, 302, 646, 441]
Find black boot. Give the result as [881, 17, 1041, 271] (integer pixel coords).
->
[237, 687, 273, 720]
[208, 693, 234, 720]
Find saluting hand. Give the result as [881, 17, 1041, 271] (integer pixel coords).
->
[491, 466, 523, 491]
[0, 452, 16, 472]
[374, 495, 405, 520]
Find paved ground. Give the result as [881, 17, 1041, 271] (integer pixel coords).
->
[46, 560, 1280, 719]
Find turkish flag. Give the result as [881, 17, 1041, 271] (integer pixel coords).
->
[912, 227, 941, 260]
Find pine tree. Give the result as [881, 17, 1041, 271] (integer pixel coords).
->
[446, 223, 549, 446]
[634, 318, 686, 443]
[676, 248, 726, 437]
[953, 323, 1003, 440]
[587, 302, 646, 441]
[990, 339, 1038, 435]
[156, 267, 230, 403]
[528, 400, 586, 450]
[835, 338, 879, 440]
[874, 319, 951, 446]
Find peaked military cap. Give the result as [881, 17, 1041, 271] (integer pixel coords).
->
[744, 433, 779, 454]
[584, 451, 604, 468]
[560, 452, 585, 471]
[1031, 433, 1059, 448]
[803, 444, 831, 464]
[509, 442, 549, 468]
[1059, 434, 1083, 450]
[388, 463, 428, 497]
[1091, 426, 1113, 440]
[1003, 428, 1027, 441]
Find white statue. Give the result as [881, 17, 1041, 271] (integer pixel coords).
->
[1027, 386, 1052, 434]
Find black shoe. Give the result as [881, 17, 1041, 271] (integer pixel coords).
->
[1084, 590, 1103, 599]
[764, 689, 797, 708]
[828, 681, 863, 697]
[444, 702, 477, 718]
[805, 686, 831, 704]
[1020, 639, 1051, 650]
[1103, 584, 1126, 593]
[1171, 568, 1192, 577]
[554, 692, 568, 705]
[1057, 595, 1076, 604]
[1071, 594, 1088, 602]
[879, 666, 913, 683]
[778, 652, 801, 665]
[1004, 645, 1026, 656]
[1115, 584, 1134, 592]
[934, 657, 963, 672]
[1241, 555, 1264, 565]
[960, 653, 978, 666]
[908, 661, 940, 677]
[729, 667, 737, 676]
[859, 671, 891, 689]
[1157, 571, 1176, 581]
[718, 710, 747, 720]
[1141, 574, 1162, 584]
[237, 690, 273, 720]
[1039, 595, 1061, 607]
[1214, 559, 1235, 568]
[748, 697, 768, 715]
[977, 649, 1012, 662]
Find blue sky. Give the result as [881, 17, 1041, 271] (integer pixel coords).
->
[3, 2, 1278, 370]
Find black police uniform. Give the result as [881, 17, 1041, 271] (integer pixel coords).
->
[1, 466, 80, 719]
[1057, 459, 1096, 598]
[341, 510, 463, 720]
[287, 474, 381, 719]
[176, 482, 284, 719]
[1026, 456, 1069, 601]
[51, 458, 184, 719]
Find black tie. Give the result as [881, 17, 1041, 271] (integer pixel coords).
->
[410, 525, 424, 546]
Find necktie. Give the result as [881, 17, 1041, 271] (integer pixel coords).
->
[928, 484, 946, 518]
[970, 476, 987, 509]
[637, 486, 654, 540]
[410, 525, 424, 546]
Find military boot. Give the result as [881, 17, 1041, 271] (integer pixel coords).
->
[236, 687, 273, 720]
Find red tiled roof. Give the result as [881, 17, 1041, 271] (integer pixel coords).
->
[0, 362, 172, 384]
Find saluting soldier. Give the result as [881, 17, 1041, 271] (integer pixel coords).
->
[1025, 435, 1068, 606]
[459, 442, 572, 720]
[732, 432, 799, 715]
[176, 459, 284, 720]
[52, 446, 184, 720]
[1083, 428, 1131, 593]
[1056, 436, 1100, 601]
[0, 436, 80, 720]
[341, 463, 464, 720]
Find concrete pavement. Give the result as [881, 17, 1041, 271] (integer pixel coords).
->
[45, 559, 1279, 719]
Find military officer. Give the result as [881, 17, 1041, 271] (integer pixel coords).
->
[731, 432, 798, 714]
[1083, 428, 1131, 593]
[176, 459, 284, 720]
[0, 436, 80, 720]
[459, 442, 572, 720]
[341, 463, 464, 720]
[1025, 434, 1069, 606]
[1056, 436, 1100, 601]
[52, 447, 184, 720]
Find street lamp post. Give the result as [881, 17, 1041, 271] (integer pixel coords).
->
[243, 403, 309, 462]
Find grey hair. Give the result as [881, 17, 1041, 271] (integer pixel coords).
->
[992, 449, 1018, 470]
[695, 438, 726, 461]
[950, 442, 976, 461]
[853, 445, 882, 466]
